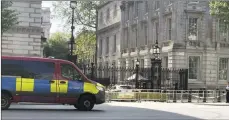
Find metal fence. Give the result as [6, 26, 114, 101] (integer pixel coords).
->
[105, 89, 227, 103]
[80, 65, 188, 90]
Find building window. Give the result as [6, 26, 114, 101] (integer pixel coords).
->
[100, 12, 103, 24]
[144, 23, 148, 45]
[113, 4, 117, 17]
[156, 22, 159, 42]
[106, 37, 109, 55]
[188, 56, 200, 79]
[113, 34, 116, 53]
[145, 1, 148, 13]
[155, 1, 160, 10]
[219, 58, 228, 80]
[219, 19, 228, 42]
[168, 18, 172, 40]
[188, 17, 198, 40]
[107, 8, 110, 20]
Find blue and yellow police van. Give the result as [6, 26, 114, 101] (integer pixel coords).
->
[1, 56, 105, 111]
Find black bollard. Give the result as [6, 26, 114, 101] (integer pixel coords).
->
[203, 88, 207, 103]
[188, 89, 192, 103]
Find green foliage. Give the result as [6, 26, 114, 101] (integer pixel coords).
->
[1, 1, 19, 34]
[43, 32, 70, 59]
[52, 1, 105, 30]
[75, 29, 96, 63]
[210, 1, 229, 25]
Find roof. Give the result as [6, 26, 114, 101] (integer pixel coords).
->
[1, 55, 71, 64]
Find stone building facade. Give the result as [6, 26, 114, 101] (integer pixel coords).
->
[2, 1, 51, 57]
[97, 1, 122, 71]
[118, 1, 229, 89]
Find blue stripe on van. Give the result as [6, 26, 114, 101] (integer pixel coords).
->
[33, 79, 51, 93]
[2, 76, 16, 92]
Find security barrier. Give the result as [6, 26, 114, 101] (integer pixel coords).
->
[105, 89, 227, 103]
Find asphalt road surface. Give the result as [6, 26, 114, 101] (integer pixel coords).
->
[2, 102, 229, 120]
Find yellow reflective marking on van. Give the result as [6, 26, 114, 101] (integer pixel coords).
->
[21, 78, 34, 92]
[16, 77, 22, 91]
[83, 82, 99, 94]
[50, 80, 58, 93]
[59, 80, 68, 93]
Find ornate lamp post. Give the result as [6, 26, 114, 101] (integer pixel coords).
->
[68, 1, 77, 64]
[150, 40, 162, 89]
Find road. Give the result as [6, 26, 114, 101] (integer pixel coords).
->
[2, 102, 229, 120]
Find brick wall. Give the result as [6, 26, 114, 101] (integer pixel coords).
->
[2, 1, 42, 57]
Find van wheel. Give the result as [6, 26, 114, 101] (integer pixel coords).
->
[77, 95, 95, 111]
[2, 93, 11, 110]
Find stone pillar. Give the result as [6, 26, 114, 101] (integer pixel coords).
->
[202, 51, 218, 89]
[2, 1, 42, 57]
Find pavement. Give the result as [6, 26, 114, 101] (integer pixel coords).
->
[2, 102, 229, 120]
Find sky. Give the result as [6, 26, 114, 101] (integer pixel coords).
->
[42, 1, 62, 34]
[42, 1, 86, 36]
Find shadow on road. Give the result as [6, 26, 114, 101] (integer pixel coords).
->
[2, 104, 202, 120]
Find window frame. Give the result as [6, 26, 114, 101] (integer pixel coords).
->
[188, 56, 201, 80]
[167, 17, 172, 40]
[218, 58, 229, 81]
[2, 59, 24, 77]
[21, 60, 56, 80]
[218, 19, 229, 42]
[59, 62, 86, 81]
[188, 17, 198, 41]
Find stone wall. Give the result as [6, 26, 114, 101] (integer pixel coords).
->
[1, 1, 42, 57]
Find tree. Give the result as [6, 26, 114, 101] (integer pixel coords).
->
[1, 1, 19, 34]
[75, 29, 96, 63]
[210, 1, 229, 25]
[52, 1, 106, 30]
[43, 32, 70, 59]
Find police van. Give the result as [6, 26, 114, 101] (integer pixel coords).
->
[1, 56, 105, 111]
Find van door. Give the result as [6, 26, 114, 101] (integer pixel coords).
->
[57, 62, 84, 104]
[19, 60, 57, 103]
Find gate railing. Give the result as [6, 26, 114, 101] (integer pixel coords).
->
[105, 89, 227, 103]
